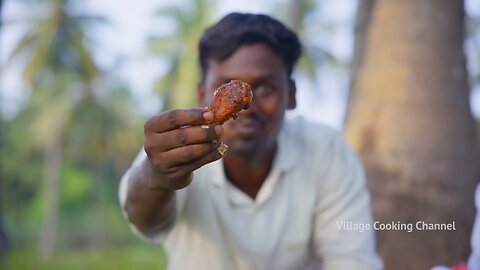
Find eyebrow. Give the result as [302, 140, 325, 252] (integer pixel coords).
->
[215, 74, 280, 85]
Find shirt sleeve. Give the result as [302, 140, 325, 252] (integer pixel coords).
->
[313, 133, 384, 270]
[118, 148, 186, 244]
[119, 149, 146, 218]
[118, 149, 158, 242]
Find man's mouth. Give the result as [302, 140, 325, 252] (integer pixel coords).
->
[231, 118, 262, 137]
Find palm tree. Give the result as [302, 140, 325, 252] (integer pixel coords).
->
[288, 0, 341, 77]
[278, 0, 341, 80]
[6, 0, 104, 257]
[148, 0, 213, 110]
[345, 0, 480, 269]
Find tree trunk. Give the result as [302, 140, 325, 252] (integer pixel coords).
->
[91, 171, 106, 247]
[38, 117, 63, 258]
[288, 0, 303, 32]
[345, 0, 480, 269]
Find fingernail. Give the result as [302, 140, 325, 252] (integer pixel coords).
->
[203, 111, 214, 124]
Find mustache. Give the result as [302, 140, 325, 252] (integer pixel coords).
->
[223, 113, 264, 129]
[235, 112, 263, 124]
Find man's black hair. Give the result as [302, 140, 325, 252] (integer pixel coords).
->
[199, 13, 302, 80]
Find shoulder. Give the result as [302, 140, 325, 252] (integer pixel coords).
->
[282, 114, 343, 154]
[281, 115, 363, 179]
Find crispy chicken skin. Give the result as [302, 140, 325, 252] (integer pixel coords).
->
[209, 80, 253, 124]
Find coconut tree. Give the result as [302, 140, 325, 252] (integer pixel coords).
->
[6, 0, 104, 257]
[345, 0, 480, 269]
[283, 0, 341, 80]
[148, 0, 213, 110]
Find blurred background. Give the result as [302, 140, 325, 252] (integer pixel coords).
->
[1, 0, 480, 269]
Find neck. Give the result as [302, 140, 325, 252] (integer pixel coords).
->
[223, 144, 277, 199]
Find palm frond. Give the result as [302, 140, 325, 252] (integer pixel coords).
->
[147, 35, 182, 55]
[23, 30, 55, 81]
[70, 32, 99, 80]
[7, 31, 37, 65]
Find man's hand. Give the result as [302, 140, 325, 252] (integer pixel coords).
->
[143, 108, 224, 190]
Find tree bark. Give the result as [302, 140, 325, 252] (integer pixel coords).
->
[345, 0, 480, 269]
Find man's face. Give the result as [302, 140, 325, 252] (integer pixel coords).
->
[198, 43, 296, 157]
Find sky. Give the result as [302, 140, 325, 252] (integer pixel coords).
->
[1, 0, 480, 129]
[79, 0, 357, 128]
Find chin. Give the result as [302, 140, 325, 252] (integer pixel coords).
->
[225, 139, 261, 157]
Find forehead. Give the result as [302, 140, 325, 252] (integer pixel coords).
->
[205, 43, 287, 83]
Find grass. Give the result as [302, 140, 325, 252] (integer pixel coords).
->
[1, 246, 167, 270]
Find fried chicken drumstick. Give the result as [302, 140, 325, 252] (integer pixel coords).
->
[208, 80, 253, 124]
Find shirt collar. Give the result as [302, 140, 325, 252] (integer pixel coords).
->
[275, 117, 301, 173]
[209, 117, 301, 191]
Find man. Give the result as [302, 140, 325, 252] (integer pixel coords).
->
[120, 13, 383, 269]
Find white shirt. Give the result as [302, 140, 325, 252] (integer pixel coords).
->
[119, 116, 383, 270]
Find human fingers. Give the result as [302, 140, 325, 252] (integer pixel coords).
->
[162, 145, 224, 181]
[145, 109, 214, 133]
[152, 125, 223, 152]
[164, 141, 225, 168]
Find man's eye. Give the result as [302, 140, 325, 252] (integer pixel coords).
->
[254, 84, 275, 97]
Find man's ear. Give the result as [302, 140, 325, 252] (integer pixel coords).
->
[197, 82, 206, 107]
[288, 79, 297, 109]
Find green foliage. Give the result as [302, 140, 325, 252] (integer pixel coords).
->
[148, 0, 214, 109]
[270, 0, 344, 81]
[1, 0, 146, 261]
[1, 246, 167, 270]
[0, 0, 354, 266]
[60, 165, 93, 205]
